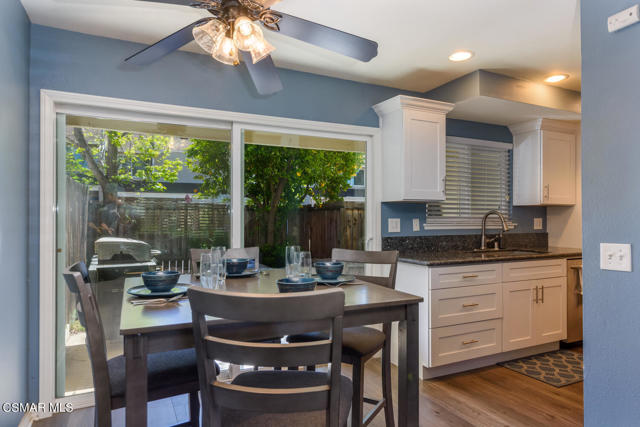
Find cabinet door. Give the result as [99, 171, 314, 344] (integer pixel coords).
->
[542, 130, 576, 205]
[502, 281, 537, 351]
[535, 277, 567, 344]
[403, 109, 446, 200]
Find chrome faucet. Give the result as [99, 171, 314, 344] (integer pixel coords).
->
[480, 210, 510, 250]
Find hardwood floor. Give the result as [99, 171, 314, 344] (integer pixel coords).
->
[35, 357, 583, 427]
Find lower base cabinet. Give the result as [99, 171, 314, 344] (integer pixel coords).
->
[429, 319, 502, 366]
[503, 277, 566, 352]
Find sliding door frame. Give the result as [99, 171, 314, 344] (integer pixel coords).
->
[38, 89, 381, 415]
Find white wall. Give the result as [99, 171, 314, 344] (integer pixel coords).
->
[547, 127, 582, 248]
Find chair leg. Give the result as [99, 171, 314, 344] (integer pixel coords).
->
[351, 358, 365, 427]
[189, 392, 200, 426]
[382, 338, 395, 427]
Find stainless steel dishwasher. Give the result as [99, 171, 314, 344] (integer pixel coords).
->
[565, 257, 583, 343]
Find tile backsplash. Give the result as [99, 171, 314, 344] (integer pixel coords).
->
[382, 233, 549, 253]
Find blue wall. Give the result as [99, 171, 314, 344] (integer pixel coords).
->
[381, 119, 547, 237]
[582, 1, 640, 425]
[0, 1, 30, 426]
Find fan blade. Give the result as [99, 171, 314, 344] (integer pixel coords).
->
[241, 51, 283, 95]
[125, 18, 211, 65]
[270, 12, 378, 62]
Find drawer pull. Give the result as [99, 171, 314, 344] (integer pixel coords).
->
[462, 274, 479, 279]
[462, 303, 479, 308]
[462, 339, 479, 345]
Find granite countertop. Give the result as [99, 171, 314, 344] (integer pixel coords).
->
[398, 246, 582, 266]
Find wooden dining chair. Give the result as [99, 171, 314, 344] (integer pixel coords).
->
[63, 261, 201, 427]
[288, 249, 399, 427]
[188, 286, 353, 427]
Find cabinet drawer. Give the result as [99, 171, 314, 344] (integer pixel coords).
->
[502, 258, 566, 282]
[429, 319, 502, 367]
[429, 264, 501, 290]
[430, 284, 502, 328]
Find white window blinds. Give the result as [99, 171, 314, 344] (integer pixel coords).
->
[426, 137, 513, 229]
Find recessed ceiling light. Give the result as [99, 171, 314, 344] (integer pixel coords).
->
[448, 50, 474, 62]
[544, 74, 570, 83]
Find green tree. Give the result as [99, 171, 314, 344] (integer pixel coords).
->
[186, 140, 364, 246]
[67, 128, 183, 234]
[67, 128, 184, 198]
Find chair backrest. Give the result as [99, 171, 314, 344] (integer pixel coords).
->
[331, 248, 399, 289]
[62, 262, 112, 427]
[188, 287, 345, 427]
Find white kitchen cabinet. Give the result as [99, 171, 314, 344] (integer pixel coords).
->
[373, 95, 454, 201]
[502, 277, 567, 351]
[509, 119, 578, 206]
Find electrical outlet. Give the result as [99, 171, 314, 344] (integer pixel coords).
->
[600, 243, 632, 272]
[388, 218, 401, 233]
[413, 218, 420, 232]
[534, 218, 543, 230]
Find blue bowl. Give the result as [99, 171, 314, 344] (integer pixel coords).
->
[314, 262, 344, 280]
[141, 271, 180, 292]
[226, 258, 250, 275]
[277, 277, 317, 293]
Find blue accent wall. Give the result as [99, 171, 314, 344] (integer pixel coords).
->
[381, 119, 547, 237]
[0, 1, 30, 425]
[582, 1, 640, 424]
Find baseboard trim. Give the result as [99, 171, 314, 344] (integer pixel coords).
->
[421, 342, 559, 379]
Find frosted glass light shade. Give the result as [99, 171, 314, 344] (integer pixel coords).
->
[213, 36, 239, 66]
[250, 38, 275, 63]
[233, 16, 265, 51]
[192, 19, 227, 54]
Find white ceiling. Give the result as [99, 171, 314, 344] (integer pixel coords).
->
[20, 0, 582, 93]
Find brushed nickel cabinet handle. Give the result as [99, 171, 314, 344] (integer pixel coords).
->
[462, 274, 479, 279]
[544, 184, 550, 200]
[534, 285, 539, 303]
[462, 339, 479, 345]
[462, 303, 479, 308]
[541, 285, 545, 303]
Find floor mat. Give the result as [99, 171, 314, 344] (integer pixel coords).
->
[498, 350, 583, 387]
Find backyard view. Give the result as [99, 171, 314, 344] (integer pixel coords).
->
[56, 117, 367, 397]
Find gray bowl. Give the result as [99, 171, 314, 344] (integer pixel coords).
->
[314, 261, 344, 280]
[226, 258, 250, 275]
[141, 271, 180, 292]
[277, 277, 317, 293]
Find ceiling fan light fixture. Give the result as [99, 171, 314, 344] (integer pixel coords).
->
[233, 16, 265, 51]
[213, 36, 239, 66]
[250, 38, 276, 64]
[192, 19, 227, 54]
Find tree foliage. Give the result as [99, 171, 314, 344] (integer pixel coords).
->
[66, 128, 183, 194]
[186, 140, 364, 245]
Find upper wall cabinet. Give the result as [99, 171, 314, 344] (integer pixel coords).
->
[373, 96, 454, 202]
[509, 119, 579, 206]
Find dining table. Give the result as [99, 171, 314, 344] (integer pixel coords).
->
[120, 269, 423, 426]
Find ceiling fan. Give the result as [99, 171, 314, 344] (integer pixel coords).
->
[126, 0, 379, 95]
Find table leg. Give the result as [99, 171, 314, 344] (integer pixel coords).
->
[125, 334, 148, 426]
[397, 303, 419, 427]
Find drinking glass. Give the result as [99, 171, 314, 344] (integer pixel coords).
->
[215, 257, 227, 290]
[285, 245, 301, 278]
[199, 253, 214, 289]
[299, 251, 312, 278]
[211, 246, 226, 261]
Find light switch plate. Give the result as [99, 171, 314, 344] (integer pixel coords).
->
[388, 218, 401, 233]
[534, 218, 543, 230]
[600, 243, 632, 272]
[412, 218, 420, 232]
